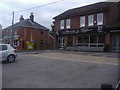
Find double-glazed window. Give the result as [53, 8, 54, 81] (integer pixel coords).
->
[80, 16, 85, 27]
[88, 15, 94, 26]
[60, 20, 64, 29]
[13, 40, 19, 47]
[97, 13, 103, 25]
[66, 19, 71, 29]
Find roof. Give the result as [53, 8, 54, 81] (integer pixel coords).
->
[4, 19, 49, 30]
[53, 2, 117, 20]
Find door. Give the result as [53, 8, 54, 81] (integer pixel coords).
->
[58, 37, 64, 48]
[67, 36, 73, 47]
[112, 33, 120, 52]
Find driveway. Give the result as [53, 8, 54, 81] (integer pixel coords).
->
[2, 50, 118, 88]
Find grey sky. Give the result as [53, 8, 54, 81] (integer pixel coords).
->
[0, 0, 118, 29]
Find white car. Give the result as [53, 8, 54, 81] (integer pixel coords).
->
[0, 44, 17, 63]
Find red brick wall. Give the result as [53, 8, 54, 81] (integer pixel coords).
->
[55, 20, 60, 30]
[54, 12, 107, 31]
[71, 16, 80, 29]
[107, 2, 119, 27]
[2, 27, 49, 50]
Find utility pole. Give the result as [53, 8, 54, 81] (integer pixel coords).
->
[11, 11, 14, 46]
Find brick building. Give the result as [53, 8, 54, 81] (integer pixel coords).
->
[2, 13, 54, 50]
[53, 2, 120, 52]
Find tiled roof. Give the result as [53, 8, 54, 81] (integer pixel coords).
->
[4, 19, 49, 30]
[53, 2, 117, 20]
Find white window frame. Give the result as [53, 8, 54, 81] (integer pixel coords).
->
[97, 13, 103, 25]
[88, 15, 94, 26]
[66, 19, 71, 29]
[60, 20, 64, 29]
[13, 39, 19, 47]
[80, 16, 85, 27]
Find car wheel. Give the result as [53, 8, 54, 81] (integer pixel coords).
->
[7, 55, 15, 63]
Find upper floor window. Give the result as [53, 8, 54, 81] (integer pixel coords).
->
[66, 19, 71, 29]
[41, 31, 44, 35]
[88, 15, 94, 26]
[80, 16, 85, 27]
[14, 30, 17, 35]
[60, 20, 64, 29]
[97, 13, 103, 25]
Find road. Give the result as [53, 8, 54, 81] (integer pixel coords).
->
[2, 50, 118, 88]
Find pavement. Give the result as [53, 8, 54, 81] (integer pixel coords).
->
[2, 50, 119, 88]
[17, 49, 120, 58]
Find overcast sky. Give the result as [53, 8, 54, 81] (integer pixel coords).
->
[0, 0, 119, 29]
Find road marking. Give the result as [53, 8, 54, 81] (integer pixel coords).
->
[30, 54, 118, 66]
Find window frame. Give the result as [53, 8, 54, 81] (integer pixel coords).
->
[66, 19, 71, 29]
[80, 16, 85, 27]
[2, 45, 7, 51]
[88, 15, 94, 26]
[13, 39, 19, 47]
[60, 20, 64, 29]
[97, 13, 103, 25]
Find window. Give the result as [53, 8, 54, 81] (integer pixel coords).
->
[88, 15, 94, 26]
[60, 20, 64, 29]
[97, 13, 103, 25]
[13, 40, 19, 47]
[66, 19, 70, 28]
[14, 30, 17, 35]
[41, 31, 44, 35]
[40, 40, 44, 44]
[2, 45, 7, 50]
[80, 16, 85, 27]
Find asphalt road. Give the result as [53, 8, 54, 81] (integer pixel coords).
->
[2, 52, 118, 88]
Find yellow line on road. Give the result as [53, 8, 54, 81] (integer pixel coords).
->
[30, 54, 118, 66]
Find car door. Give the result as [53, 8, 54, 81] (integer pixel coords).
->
[1, 45, 8, 60]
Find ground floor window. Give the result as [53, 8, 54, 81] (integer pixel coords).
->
[76, 34, 104, 47]
[13, 39, 19, 47]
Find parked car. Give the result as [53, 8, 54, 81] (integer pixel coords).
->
[0, 44, 17, 63]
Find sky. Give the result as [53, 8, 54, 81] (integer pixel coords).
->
[0, 0, 119, 29]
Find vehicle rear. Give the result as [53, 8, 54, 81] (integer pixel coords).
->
[0, 44, 17, 63]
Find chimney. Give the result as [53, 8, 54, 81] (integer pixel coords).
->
[20, 15, 24, 21]
[30, 12, 34, 22]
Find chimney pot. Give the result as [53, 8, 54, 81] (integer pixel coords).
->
[30, 12, 34, 22]
[20, 15, 24, 21]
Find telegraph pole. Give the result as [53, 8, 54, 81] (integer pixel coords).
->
[11, 11, 14, 46]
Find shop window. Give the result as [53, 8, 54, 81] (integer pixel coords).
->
[77, 36, 82, 43]
[80, 16, 85, 27]
[98, 35, 104, 43]
[83, 35, 89, 46]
